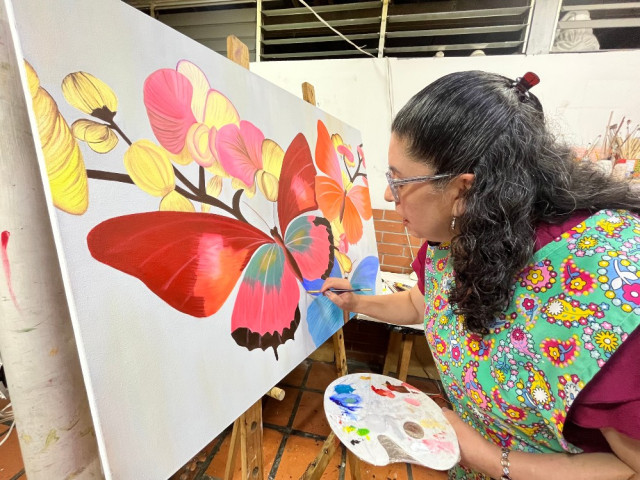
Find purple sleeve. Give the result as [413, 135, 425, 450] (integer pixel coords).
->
[564, 325, 640, 452]
[411, 242, 429, 296]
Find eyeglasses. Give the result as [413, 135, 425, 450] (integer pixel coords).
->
[385, 170, 453, 202]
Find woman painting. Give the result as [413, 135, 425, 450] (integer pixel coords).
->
[322, 71, 640, 479]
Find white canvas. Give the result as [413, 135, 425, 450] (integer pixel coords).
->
[7, 0, 379, 478]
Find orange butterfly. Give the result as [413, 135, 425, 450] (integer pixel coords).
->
[314, 120, 372, 245]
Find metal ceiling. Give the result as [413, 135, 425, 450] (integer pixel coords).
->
[122, 0, 640, 61]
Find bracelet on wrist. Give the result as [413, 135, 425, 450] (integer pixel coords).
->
[500, 447, 512, 480]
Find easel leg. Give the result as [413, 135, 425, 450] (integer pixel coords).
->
[397, 335, 414, 382]
[336, 312, 362, 479]
[225, 400, 264, 480]
[383, 331, 401, 376]
[300, 432, 341, 480]
[240, 400, 264, 479]
[224, 418, 241, 480]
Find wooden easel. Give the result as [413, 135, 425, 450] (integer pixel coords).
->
[174, 36, 362, 480]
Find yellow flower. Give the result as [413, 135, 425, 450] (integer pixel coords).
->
[329, 218, 352, 274]
[160, 191, 195, 212]
[570, 278, 586, 290]
[62, 72, 117, 121]
[27, 61, 88, 215]
[188, 123, 211, 162]
[526, 269, 543, 285]
[331, 133, 356, 167]
[577, 236, 597, 250]
[547, 346, 560, 361]
[23, 61, 39, 97]
[594, 330, 619, 353]
[124, 140, 175, 197]
[335, 251, 353, 275]
[258, 139, 284, 201]
[71, 119, 118, 153]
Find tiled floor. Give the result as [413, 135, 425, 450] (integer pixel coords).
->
[0, 359, 450, 480]
[0, 398, 23, 480]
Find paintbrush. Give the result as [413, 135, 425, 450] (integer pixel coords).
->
[306, 288, 372, 294]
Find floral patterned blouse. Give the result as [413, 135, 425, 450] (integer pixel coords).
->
[413, 209, 640, 479]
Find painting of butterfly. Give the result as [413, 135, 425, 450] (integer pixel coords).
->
[87, 133, 334, 359]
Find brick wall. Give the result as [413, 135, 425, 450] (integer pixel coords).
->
[372, 208, 423, 273]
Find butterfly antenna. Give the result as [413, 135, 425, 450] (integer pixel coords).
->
[241, 199, 272, 231]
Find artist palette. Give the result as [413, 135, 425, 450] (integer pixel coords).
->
[324, 373, 460, 469]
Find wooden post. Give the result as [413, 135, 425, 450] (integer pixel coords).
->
[301, 81, 316, 106]
[227, 34, 250, 69]
[0, 1, 103, 478]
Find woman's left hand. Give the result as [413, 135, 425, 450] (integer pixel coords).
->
[441, 407, 501, 475]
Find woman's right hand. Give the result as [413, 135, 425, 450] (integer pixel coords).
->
[320, 277, 362, 313]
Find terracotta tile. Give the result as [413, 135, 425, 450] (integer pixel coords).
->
[305, 362, 339, 391]
[203, 430, 233, 478]
[0, 424, 25, 480]
[291, 391, 331, 437]
[410, 464, 449, 480]
[274, 434, 326, 480]
[263, 386, 300, 428]
[347, 459, 409, 480]
[281, 362, 309, 387]
[204, 428, 282, 479]
[262, 428, 285, 478]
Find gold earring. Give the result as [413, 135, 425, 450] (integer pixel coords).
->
[450, 216, 457, 232]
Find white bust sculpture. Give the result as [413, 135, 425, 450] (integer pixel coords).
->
[553, 10, 601, 52]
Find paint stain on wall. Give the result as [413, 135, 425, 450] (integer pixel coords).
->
[1, 231, 21, 311]
[43, 429, 59, 451]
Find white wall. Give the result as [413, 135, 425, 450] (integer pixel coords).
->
[252, 51, 640, 210]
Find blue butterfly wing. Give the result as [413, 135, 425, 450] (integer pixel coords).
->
[306, 256, 379, 347]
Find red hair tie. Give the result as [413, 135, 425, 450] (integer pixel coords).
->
[512, 72, 540, 102]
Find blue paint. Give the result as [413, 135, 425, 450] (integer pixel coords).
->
[330, 392, 362, 415]
[334, 384, 355, 394]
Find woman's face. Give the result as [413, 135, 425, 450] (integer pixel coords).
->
[385, 133, 461, 243]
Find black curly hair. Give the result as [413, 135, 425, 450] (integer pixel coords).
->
[392, 70, 640, 334]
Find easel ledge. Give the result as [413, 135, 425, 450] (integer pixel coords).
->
[171, 36, 361, 480]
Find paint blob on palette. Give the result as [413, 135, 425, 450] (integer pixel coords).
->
[324, 373, 460, 470]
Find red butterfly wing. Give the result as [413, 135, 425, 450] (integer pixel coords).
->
[230, 242, 301, 360]
[87, 211, 272, 317]
[277, 133, 318, 233]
